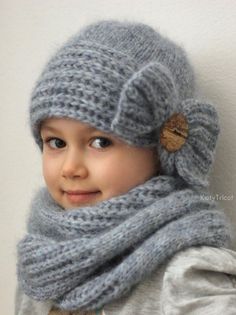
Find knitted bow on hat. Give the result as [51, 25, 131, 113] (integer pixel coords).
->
[111, 62, 220, 188]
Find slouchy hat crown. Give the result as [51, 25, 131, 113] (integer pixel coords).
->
[30, 19, 220, 188]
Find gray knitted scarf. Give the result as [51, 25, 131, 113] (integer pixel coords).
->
[16, 175, 230, 312]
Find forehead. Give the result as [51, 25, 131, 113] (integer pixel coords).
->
[40, 118, 97, 132]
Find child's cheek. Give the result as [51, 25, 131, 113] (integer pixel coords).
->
[42, 153, 60, 185]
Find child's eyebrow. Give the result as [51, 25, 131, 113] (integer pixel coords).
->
[41, 125, 57, 131]
[40, 125, 65, 133]
[40, 123, 98, 133]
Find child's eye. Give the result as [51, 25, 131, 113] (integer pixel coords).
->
[90, 137, 112, 149]
[45, 137, 66, 149]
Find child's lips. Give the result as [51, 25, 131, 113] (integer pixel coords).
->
[64, 190, 101, 204]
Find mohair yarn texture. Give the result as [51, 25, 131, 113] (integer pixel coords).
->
[19, 19, 228, 312]
[16, 176, 231, 312]
[29, 20, 220, 188]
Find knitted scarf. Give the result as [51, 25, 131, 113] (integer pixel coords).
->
[16, 175, 230, 312]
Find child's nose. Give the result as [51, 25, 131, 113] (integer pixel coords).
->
[61, 149, 88, 179]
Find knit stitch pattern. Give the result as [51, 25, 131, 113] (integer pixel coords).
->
[29, 20, 219, 188]
[16, 176, 230, 312]
[30, 20, 195, 145]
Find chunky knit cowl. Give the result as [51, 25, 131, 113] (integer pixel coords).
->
[16, 175, 230, 312]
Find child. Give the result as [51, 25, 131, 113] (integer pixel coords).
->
[15, 20, 236, 315]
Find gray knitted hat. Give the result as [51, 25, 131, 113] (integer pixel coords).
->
[30, 19, 220, 188]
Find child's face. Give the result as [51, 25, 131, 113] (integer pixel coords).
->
[40, 118, 159, 210]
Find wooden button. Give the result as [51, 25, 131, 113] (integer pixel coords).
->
[48, 308, 102, 315]
[160, 113, 188, 152]
[48, 309, 71, 315]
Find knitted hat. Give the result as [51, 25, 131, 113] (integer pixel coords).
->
[30, 19, 220, 188]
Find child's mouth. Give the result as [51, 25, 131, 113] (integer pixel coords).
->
[64, 190, 101, 204]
